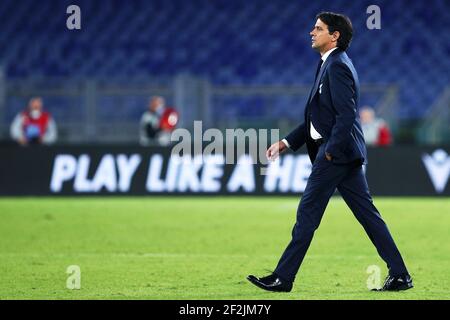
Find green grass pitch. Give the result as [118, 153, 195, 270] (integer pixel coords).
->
[0, 197, 449, 300]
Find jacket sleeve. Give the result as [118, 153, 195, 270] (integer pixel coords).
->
[325, 62, 356, 157]
[42, 117, 57, 144]
[10, 113, 24, 142]
[284, 122, 306, 152]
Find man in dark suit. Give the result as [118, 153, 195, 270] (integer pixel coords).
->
[247, 12, 413, 292]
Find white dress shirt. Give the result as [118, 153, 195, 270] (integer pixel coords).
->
[282, 47, 338, 149]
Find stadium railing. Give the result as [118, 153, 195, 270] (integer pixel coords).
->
[0, 76, 406, 144]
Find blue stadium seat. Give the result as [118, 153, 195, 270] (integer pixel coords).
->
[0, 0, 448, 123]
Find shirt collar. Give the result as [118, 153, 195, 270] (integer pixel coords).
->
[321, 47, 338, 63]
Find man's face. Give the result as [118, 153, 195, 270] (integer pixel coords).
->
[149, 97, 164, 112]
[310, 19, 335, 52]
[360, 108, 375, 124]
[29, 98, 43, 112]
[28, 98, 43, 119]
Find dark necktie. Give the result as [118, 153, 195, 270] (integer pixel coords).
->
[314, 58, 323, 82]
[307, 59, 324, 135]
[308, 59, 324, 104]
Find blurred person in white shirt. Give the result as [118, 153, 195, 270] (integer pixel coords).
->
[359, 106, 392, 147]
[139, 96, 178, 146]
[10, 97, 57, 146]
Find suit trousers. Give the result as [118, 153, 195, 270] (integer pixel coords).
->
[274, 144, 408, 282]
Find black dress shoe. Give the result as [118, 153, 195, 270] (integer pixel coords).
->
[247, 273, 293, 292]
[374, 274, 413, 291]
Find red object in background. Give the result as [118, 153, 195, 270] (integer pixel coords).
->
[21, 111, 50, 138]
[159, 107, 179, 131]
[377, 124, 392, 146]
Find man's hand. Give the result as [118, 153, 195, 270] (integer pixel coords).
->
[266, 140, 288, 162]
[325, 152, 332, 161]
[18, 137, 27, 146]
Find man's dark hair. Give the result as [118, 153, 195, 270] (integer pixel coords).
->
[316, 12, 353, 50]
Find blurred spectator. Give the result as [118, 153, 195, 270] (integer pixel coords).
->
[359, 106, 392, 147]
[139, 96, 179, 146]
[10, 97, 57, 146]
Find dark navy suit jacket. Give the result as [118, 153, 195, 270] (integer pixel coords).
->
[285, 48, 367, 165]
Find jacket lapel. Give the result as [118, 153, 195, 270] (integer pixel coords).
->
[308, 48, 341, 103]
